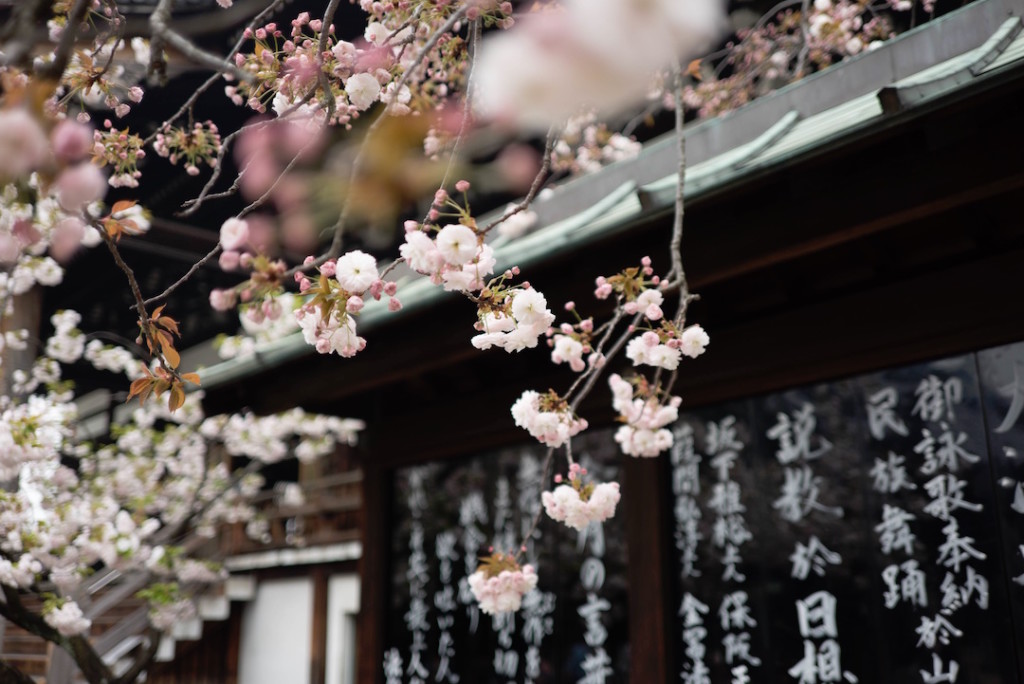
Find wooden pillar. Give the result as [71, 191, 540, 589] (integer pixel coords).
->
[623, 454, 673, 683]
[310, 567, 328, 684]
[356, 460, 390, 684]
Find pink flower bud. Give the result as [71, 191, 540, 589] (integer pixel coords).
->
[383, 281, 397, 296]
[54, 162, 107, 211]
[433, 188, 448, 205]
[346, 296, 364, 313]
[50, 120, 93, 162]
[455, 179, 470, 192]
[320, 260, 337, 277]
[219, 217, 250, 251]
[209, 288, 237, 311]
[219, 250, 240, 271]
[388, 296, 402, 312]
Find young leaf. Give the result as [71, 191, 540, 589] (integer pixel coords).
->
[161, 342, 180, 370]
[168, 383, 186, 413]
[110, 199, 137, 215]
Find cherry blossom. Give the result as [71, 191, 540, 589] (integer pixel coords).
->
[43, 599, 92, 637]
[609, 373, 682, 457]
[511, 389, 588, 448]
[542, 464, 621, 531]
[468, 553, 539, 615]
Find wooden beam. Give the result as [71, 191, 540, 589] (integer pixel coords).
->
[623, 455, 673, 683]
[356, 460, 390, 684]
[310, 568, 328, 684]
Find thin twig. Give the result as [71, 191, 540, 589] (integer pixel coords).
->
[315, 0, 343, 122]
[36, 0, 91, 79]
[99, 226, 180, 381]
[143, 245, 222, 308]
[565, 307, 626, 401]
[434, 18, 480, 196]
[794, 0, 813, 78]
[150, 0, 254, 83]
[481, 125, 558, 235]
[178, 89, 323, 216]
[177, 126, 247, 216]
[514, 447, 555, 562]
[569, 312, 643, 414]
[289, 4, 470, 274]
[144, 0, 289, 144]
[0, 0, 49, 68]
[238, 134, 320, 218]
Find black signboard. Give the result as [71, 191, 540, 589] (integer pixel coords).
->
[387, 430, 628, 684]
[668, 346, 1023, 683]
[387, 341, 1024, 683]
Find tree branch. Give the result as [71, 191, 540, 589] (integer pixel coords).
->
[149, 0, 255, 83]
[0, 657, 37, 684]
[665, 61, 697, 323]
[36, 0, 91, 80]
[481, 125, 558, 234]
[144, 0, 288, 140]
[0, 586, 114, 684]
[112, 627, 162, 684]
[0, 0, 51, 70]
[142, 244, 222, 309]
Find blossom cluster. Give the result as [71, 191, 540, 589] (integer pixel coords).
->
[48, 34, 146, 122]
[0, 268, 366, 637]
[547, 302, 595, 372]
[0, 110, 143, 273]
[609, 373, 682, 458]
[542, 463, 621, 531]
[552, 113, 643, 176]
[400, 208, 497, 294]
[680, 0, 894, 119]
[473, 0, 723, 128]
[292, 249, 401, 357]
[468, 553, 539, 615]
[625, 324, 708, 370]
[511, 389, 588, 448]
[472, 285, 555, 353]
[226, 1, 483, 130]
[43, 598, 92, 637]
[153, 121, 222, 177]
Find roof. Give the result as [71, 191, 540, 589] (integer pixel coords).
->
[195, 0, 1024, 392]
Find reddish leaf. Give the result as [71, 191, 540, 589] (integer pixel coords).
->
[161, 342, 180, 370]
[168, 384, 185, 413]
[110, 199, 137, 215]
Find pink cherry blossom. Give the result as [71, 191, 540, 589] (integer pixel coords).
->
[219, 218, 250, 251]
